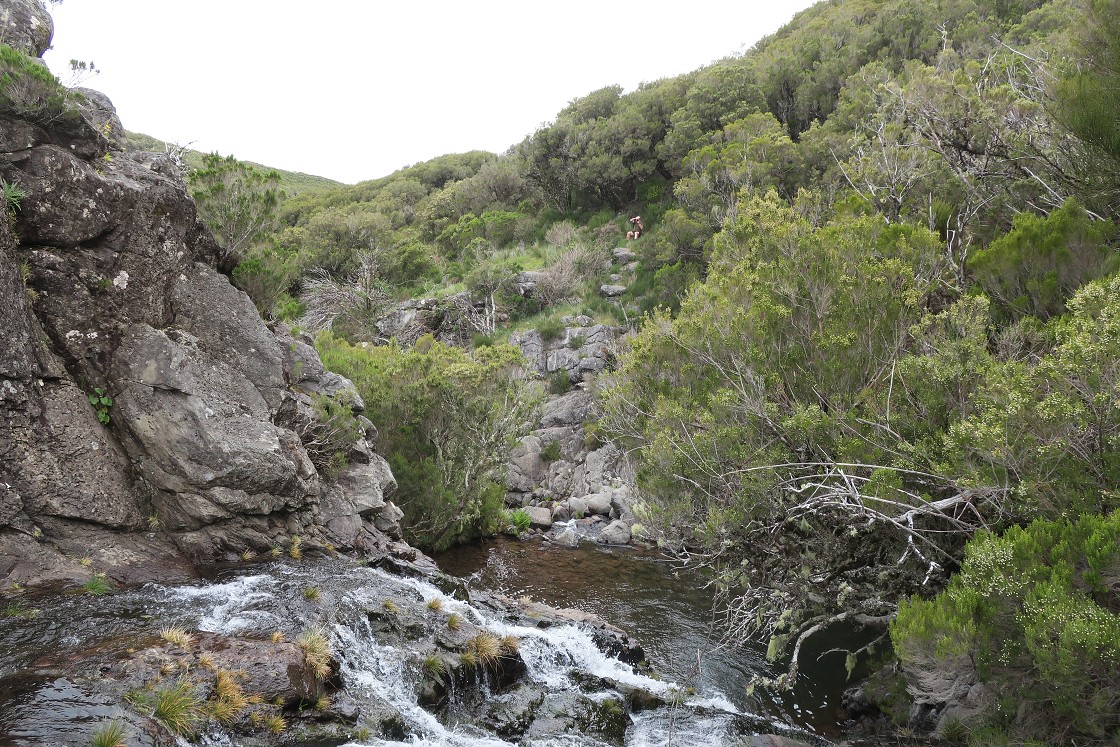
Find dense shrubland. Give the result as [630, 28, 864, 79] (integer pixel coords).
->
[187, 0, 1120, 741]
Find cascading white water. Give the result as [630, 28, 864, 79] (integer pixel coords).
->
[157, 564, 790, 746]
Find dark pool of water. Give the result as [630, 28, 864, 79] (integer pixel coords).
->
[434, 537, 856, 736]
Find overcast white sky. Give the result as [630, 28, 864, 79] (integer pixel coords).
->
[42, 1, 818, 184]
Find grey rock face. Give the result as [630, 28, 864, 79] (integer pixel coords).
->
[0, 6, 403, 583]
[0, 0, 52, 56]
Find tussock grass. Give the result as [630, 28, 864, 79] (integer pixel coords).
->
[499, 635, 520, 656]
[152, 679, 202, 736]
[159, 624, 194, 648]
[265, 713, 287, 734]
[89, 721, 127, 747]
[296, 629, 333, 681]
[465, 632, 501, 667]
[83, 573, 113, 595]
[446, 613, 462, 631]
[425, 597, 443, 612]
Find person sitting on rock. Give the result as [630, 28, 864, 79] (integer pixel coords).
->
[626, 215, 644, 240]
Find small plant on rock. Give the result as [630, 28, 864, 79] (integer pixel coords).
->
[421, 654, 446, 682]
[83, 573, 113, 596]
[382, 599, 400, 614]
[465, 632, 501, 667]
[446, 613, 462, 632]
[303, 586, 321, 602]
[152, 678, 202, 737]
[89, 720, 127, 747]
[425, 597, 443, 612]
[87, 387, 113, 425]
[159, 625, 194, 648]
[296, 629, 333, 681]
[1, 178, 25, 221]
[499, 635, 520, 656]
[265, 713, 286, 734]
[539, 440, 563, 463]
[506, 508, 532, 536]
[287, 535, 302, 560]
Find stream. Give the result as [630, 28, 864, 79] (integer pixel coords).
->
[435, 538, 854, 737]
[0, 540, 852, 746]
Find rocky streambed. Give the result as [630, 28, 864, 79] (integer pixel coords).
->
[0, 550, 827, 746]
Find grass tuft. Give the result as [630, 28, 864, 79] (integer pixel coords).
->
[265, 713, 287, 734]
[90, 720, 128, 747]
[465, 632, 501, 667]
[159, 624, 194, 648]
[421, 654, 446, 681]
[296, 629, 333, 681]
[303, 586, 321, 602]
[447, 612, 462, 631]
[425, 597, 443, 612]
[83, 573, 113, 595]
[499, 634, 521, 656]
[152, 678, 202, 736]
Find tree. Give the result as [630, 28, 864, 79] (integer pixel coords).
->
[317, 334, 539, 550]
[189, 153, 283, 272]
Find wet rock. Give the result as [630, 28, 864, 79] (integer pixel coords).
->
[479, 682, 546, 738]
[553, 525, 580, 548]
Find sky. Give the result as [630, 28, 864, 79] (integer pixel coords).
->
[42, 1, 818, 185]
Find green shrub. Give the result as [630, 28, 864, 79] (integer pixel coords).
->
[892, 511, 1120, 744]
[548, 369, 574, 395]
[298, 393, 362, 477]
[567, 334, 586, 349]
[536, 317, 565, 342]
[315, 334, 538, 550]
[506, 507, 532, 535]
[969, 199, 1117, 322]
[539, 440, 563, 462]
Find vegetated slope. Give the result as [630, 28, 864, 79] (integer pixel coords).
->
[199, 0, 1120, 742]
[124, 130, 343, 196]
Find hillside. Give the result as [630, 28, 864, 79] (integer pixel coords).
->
[3, 0, 1118, 743]
[186, 0, 1120, 742]
[125, 130, 343, 196]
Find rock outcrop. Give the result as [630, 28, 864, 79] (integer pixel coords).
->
[0, 6, 403, 587]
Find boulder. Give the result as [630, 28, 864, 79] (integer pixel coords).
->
[612, 247, 637, 264]
[597, 519, 631, 545]
[524, 506, 553, 529]
[553, 526, 580, 548]
[584, 491, 613, 516]
[600, 284, 627, 297]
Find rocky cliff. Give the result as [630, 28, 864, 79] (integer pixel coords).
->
[0, 0, 403, 588]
